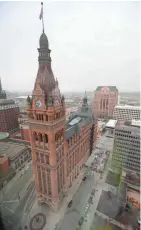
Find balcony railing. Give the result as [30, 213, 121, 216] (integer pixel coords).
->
[28, 116, 66, 126]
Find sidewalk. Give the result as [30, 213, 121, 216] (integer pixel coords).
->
[0, 171, 21, 202]
[22, 167, 86, 230]
[0, 162, 32, 201]
[81, 151, 112, 230]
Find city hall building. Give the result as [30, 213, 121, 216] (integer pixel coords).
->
[27, 29, 97, 211]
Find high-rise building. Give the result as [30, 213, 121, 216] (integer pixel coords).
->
[0, 99, 19, 133]
[111, 120, 140, 174]
[92, 86, 118, 119]
[113, 105, 140, 121]
[27, 30, 97, 211]
[0, 78, 6, 99]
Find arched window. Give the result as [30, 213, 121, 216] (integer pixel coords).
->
[39, 133, 43, 142]
[45, 134, 48, 144]
[34, 132, 38, 141]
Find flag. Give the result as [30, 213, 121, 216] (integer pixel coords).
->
[39, 3, 43, 20]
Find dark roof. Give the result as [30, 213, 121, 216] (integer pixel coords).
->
[96, 86, 118, 92]
[65, 115, 93, 140]
[65, 98, 95, 140]
[0, 99, 15, 105]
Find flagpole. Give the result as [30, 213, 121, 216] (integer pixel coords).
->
[41, 2, 44, 33]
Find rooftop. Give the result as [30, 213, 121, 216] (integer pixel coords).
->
[131, 119, 140, 127]
[106, 119, 117, 129]
[0, 99, 15, 105]
[0, 142, 28, 159]
[116, 120, 140, 132]
[16, 96, 32, 99]
[96, 86, 118, 92]
[66, 115, 93, 140]
[114, 104, 141, 110]
[0, 104, 19, 110]
[65, 95, 95, 140]
[0, 132, 9, 140]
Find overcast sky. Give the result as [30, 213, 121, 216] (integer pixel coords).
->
[0, 1, 140, 92]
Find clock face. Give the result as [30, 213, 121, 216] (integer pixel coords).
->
[36, 99, 42, 108]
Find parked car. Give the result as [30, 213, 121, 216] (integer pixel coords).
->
[88, 196, 93, 204]
[78, 216, 84, 226]
[83, 176, 87, 181]
[85, 205, 89, 211]
[68, 200, 73, 208]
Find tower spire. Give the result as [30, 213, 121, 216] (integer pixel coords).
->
[39, 2, 45, 33]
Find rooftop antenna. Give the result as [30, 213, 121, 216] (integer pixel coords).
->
[39, 2, 44, 33]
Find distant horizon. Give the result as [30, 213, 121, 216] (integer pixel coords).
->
[6, 90, 140, 94]
[0, 2, 140, 92]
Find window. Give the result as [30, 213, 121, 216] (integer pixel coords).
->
[45, 134, 48, 144]
[40, 154, 44, 163]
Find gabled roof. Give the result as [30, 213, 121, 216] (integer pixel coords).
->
[65, 114, 93, 140]
[65, 98, 95, 140]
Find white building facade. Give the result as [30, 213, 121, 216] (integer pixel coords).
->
[113, 105, 140, 121]
[111, 120, 140, 174]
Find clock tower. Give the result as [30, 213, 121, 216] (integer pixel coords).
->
[27, 29, 66, 211]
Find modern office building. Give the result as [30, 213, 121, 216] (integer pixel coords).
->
[92, 86, 118, 119]
[111, 120, 140, 174]
[113, 105, 140, 121]
[0, 99, 19, 133]
[27, 29, 97, 211]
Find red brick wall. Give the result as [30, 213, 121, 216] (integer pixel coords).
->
[21, 128, 30, 141]
[0, 107, 19, 132]
[0, 157, 9, 172]
[92, 90, 118, 119]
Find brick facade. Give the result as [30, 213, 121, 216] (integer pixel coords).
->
[0, 102, 19, 133]
[27, 30, 97, 212]
[92, 86, 118, 119]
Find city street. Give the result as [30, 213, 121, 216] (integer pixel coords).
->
[55, 170, 99, 230]
[0, 131, 113, 230]
[55, 132, 114, 230]
[0, 162, 34, 230]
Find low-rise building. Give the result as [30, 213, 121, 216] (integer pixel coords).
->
[0, 142, 31, 170]
[111, 120, 140, 174]
[105, 119, 117, 135]
[113, 105, 140, 121]
[20, 122, 30, 142]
